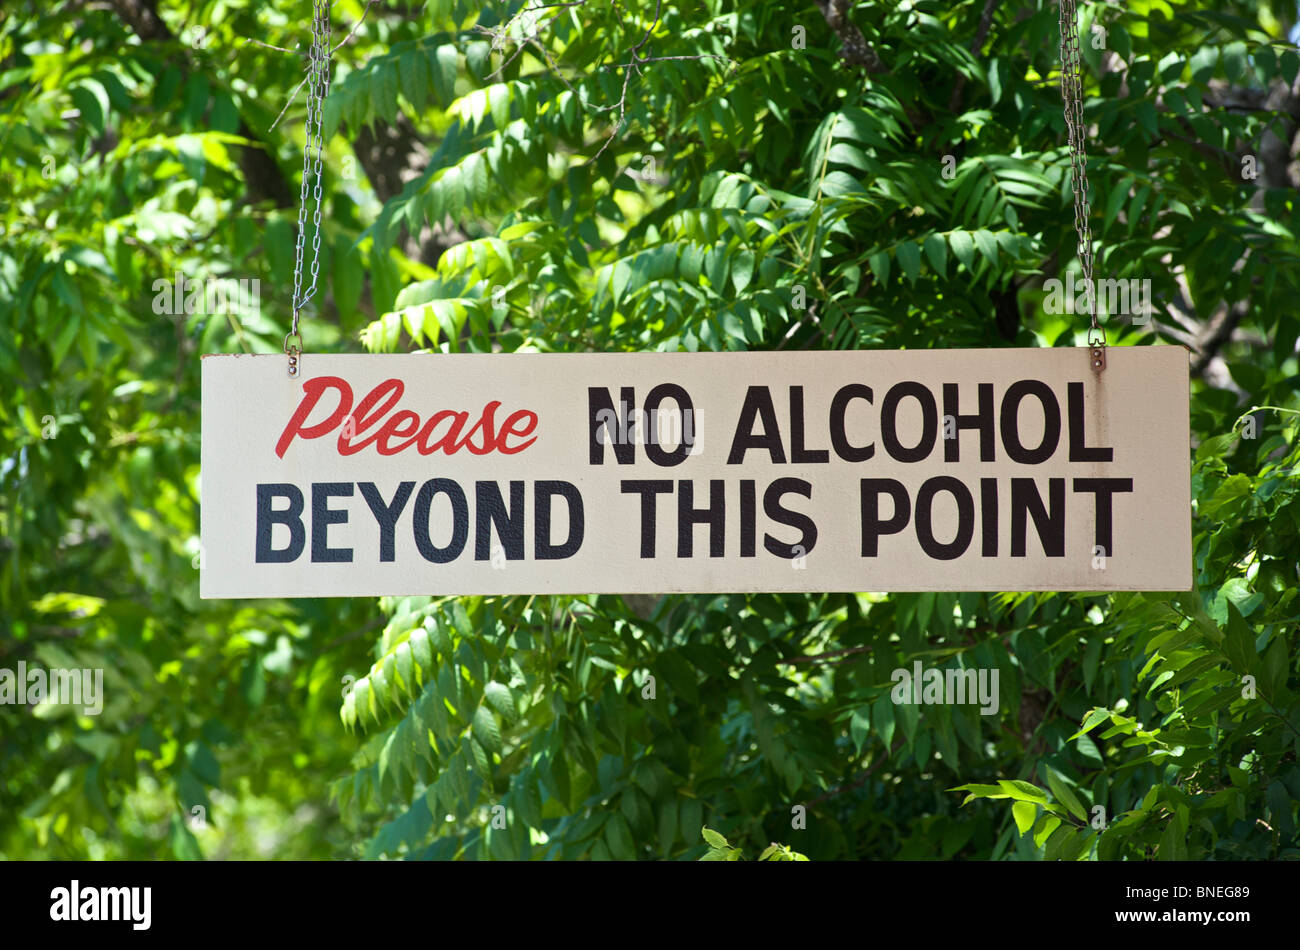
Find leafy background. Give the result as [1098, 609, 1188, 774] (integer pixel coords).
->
[2, 0, 1299, 860]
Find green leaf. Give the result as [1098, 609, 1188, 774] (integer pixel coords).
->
[605, 814, 636, 860]
[431, 45, 458, 104]
[1042, 825, 1081, 861]
[973, 229, 999, 267]
[1195, 433, 1237, 463]
[872, 698, 895, 751]
[370, 662, 391, 711]
[1267, 781, 1295, 836]
[1223, 600, 1256, 672]
[850, 707, 871, 755]
[896, 241, 921, 285]
[1070, 707, 1111, 740]
[1221, 42, 1247, 83]
[923, 233, 947, 277]
[50, 315, 82, 369]
[826, 142, 869, 171]
[394, 641, 415, 696]
[948, 231, 975, 270]
[1044, 767, 1088, 822]
[71, 79, 110, 135]
[1033, 814, 1062, 849]
[701, 826, 729, 849]
[472, 705, 502, 755]
[437, 663, 461, 716]
[1260, 636, 1288, 700]
[483, 681, 517, 725]
[1158, 819, 1186, 860]
[730, 247, 755, 294]
[423, 616, 451, 656]
[408, 626, 433, 679]
[1282, 50, 1300, 86]
[951, 783, 1005, 801]
[169, 815, 203, 861]
[868, 250, 891, 287]
[997, 779, 1048, 803]
[1012, 800, 1037, 835]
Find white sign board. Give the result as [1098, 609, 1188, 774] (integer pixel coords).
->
[200, 348, 1191, 597]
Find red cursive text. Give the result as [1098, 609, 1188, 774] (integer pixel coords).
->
[275, 376, 538, 459]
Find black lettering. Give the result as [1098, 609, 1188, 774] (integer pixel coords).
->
[678, 479, 726, 557]
[1001, 380, 1062, 464]
[727, 387, 786, 464]
[830, 384, 875, 462]
[589, 386, 636, 465]
[790, 387, 829, 463]
[312, 482, 353, 563]
[1010, 478, 1065, 557]
[535, 481, 584, 559]
[860, 478, 911, 556]
[359, 481, 415, 562]
[740, 479, 757, 558]
[644, 384, 694, 467]
[981, 477, 998, 557]
[621, 480, 673, 558]
[915, 476, 974, 560]
[880, 382, 938, 462]
[943, 382, 996, 462]
[256, 483, 306, 563]
[1068, 381, 1113, 462]
[764, 478, 816, 558]
[476, 481, 525, 561]
[413, 478, 469, 563]
[1073, 478, 1133, 555]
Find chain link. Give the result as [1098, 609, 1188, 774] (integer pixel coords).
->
[283, 4, 1102, 370]
[287, 0, 332, 377]
[1058, 0, 1106, 368]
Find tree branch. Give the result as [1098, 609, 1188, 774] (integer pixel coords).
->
[815, 0, 886, 73]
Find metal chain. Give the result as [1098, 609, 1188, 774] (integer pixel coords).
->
[1058, 0, 1106, 370]
[286, 0, 332, 378]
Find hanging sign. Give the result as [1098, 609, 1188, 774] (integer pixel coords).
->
[200, 347, 1191, 598]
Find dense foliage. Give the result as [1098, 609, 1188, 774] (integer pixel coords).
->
[2, 0, 1299, 860]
